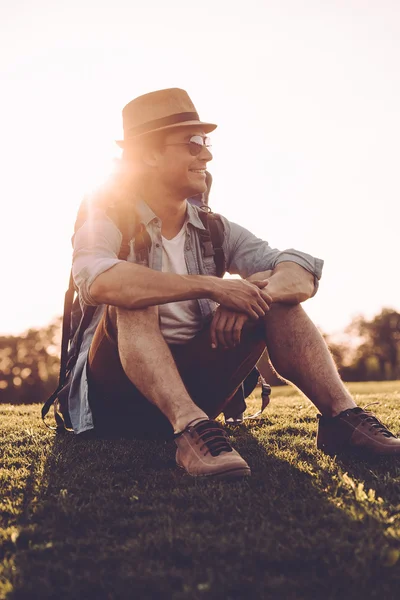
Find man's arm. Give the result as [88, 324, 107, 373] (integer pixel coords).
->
[209, 217, 323, 348]
[87, 262, 272, 320]
[222, 217, 324, 288]
[247, 261, 315, 304]
[72, 211, 271, 319]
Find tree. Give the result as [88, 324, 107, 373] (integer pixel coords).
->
[0, 319, 61, 404]
[346, 309, 400, 380]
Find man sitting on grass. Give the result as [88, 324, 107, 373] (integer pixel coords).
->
[70, 88, 400, 478]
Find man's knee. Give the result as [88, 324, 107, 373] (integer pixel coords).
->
[263, 302, 305, 324]
[109, 304, 160, 334]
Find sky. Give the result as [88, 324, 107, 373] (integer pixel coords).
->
[1, 0, 399, 336]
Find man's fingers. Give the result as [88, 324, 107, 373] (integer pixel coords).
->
[211, 308, 249, 349]
[215, 278, 273, 316]
[252, 279, 269, 289]
[247, 306, 262, 320]
[252, 300, 268, 317]
[225, 315, 237, 348]
[210, 314, 219, 348]
[260, 290, 273, 305]
[216, 313, 229, 348]
[250, 284, 272, 309]
[232, 318, 245, 346]
[250, 281, 272, 310]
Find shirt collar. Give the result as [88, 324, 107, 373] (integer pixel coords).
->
[134, 198, 159, 226]
[134, 198, 207, 231]
[185, 202, 207, 230]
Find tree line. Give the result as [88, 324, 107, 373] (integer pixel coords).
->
[0, 308, 399, 405]
[325, 308, 400, 382]
[0, 318, 60, 405]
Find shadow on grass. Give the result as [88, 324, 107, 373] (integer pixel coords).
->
[5, 424, 400, 600]
[330, 455, 400, 506]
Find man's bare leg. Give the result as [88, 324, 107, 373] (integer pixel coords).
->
[113, 306, 207, 432]
[262, 303, 356, 417]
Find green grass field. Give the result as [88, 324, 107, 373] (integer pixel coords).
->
[1, 381, 400, 600]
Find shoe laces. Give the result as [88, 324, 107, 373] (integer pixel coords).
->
[353, 404, 395, 438]
[189, 420, 233, 457]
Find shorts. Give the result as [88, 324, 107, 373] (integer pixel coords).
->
[87, 307, 266, 439]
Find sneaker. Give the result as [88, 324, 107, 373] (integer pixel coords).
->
[317, 407, 400, 457]
[175, 419, 251, 479]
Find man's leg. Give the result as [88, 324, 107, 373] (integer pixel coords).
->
[262, 302, 356, 417]
[111, 305, 208, 433]
[88, 305, 253, 478]
[262, 303, 400, 456]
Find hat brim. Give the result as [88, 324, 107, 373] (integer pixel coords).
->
[116, 121, 217, 148]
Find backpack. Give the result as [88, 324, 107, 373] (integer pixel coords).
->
[41, 194, 227, 432]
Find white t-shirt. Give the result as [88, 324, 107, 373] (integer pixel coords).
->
[159, 226, 202, 344]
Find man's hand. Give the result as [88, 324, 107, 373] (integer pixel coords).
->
[210, 278, 272, 320]
[210, 306, 251, 349]
[210, 279, 272, 348]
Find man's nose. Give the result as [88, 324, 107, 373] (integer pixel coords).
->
[201, 145, 213, 162]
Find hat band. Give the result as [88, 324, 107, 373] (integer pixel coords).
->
[126, 111, 200, 138]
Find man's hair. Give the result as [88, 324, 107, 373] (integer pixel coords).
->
[122, 131, 167, 162]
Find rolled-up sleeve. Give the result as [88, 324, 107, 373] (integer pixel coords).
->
[222, 218, 324, 295]
[72, 212, 123, 305]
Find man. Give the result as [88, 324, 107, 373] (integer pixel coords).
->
[70, 88, 400, 479]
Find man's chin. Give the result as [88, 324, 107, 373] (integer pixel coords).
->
[178, 185, 205, 200]
[188, 179, 207, 197]
[168, 178, 206, 200]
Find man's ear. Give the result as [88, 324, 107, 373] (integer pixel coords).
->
[141, 147, 161, 168]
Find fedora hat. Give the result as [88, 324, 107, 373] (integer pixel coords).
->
[116, 88, 217, 148]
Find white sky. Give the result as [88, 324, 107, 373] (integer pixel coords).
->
[1, 0, 399, 336]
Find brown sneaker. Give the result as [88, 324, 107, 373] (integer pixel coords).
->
[317, 407, 400, 457]
[175, 419, 251, 479]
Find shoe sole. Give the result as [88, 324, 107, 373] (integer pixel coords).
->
[205, 466, 251, 480]
[177, 464, 251, 480]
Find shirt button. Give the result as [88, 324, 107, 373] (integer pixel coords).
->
[156, 243, 160, 248]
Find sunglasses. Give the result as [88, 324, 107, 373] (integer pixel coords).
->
[163, 135, 212, 156]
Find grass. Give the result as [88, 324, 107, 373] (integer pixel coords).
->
[1, 381, 400, 600]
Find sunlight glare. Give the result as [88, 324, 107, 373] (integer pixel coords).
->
[73, 140, 121, 201]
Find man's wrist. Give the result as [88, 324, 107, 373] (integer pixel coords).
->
[246, 270, 273, 283]
[266, 271, 310, 304]
[182, 274, 217, 301]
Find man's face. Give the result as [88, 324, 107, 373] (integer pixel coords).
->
[153, 127, 213, 199]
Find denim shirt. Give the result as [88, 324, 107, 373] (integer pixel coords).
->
[69, 199, 324, 434]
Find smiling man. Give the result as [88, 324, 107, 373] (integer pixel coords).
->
[69, 88, 400, 479]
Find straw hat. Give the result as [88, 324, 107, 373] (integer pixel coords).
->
[116, 88, 217, 148]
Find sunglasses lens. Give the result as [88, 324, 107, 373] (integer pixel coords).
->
[188, 136, 211, 156]
[189, 142, 202, 156]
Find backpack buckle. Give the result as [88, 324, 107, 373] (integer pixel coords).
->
[202, 240, 215, 257]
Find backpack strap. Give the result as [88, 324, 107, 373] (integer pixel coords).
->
[197, 209, 226, 278]
[41, 271, 77, 430]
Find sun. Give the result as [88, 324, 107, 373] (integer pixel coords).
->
[72, 141, 122, 202]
